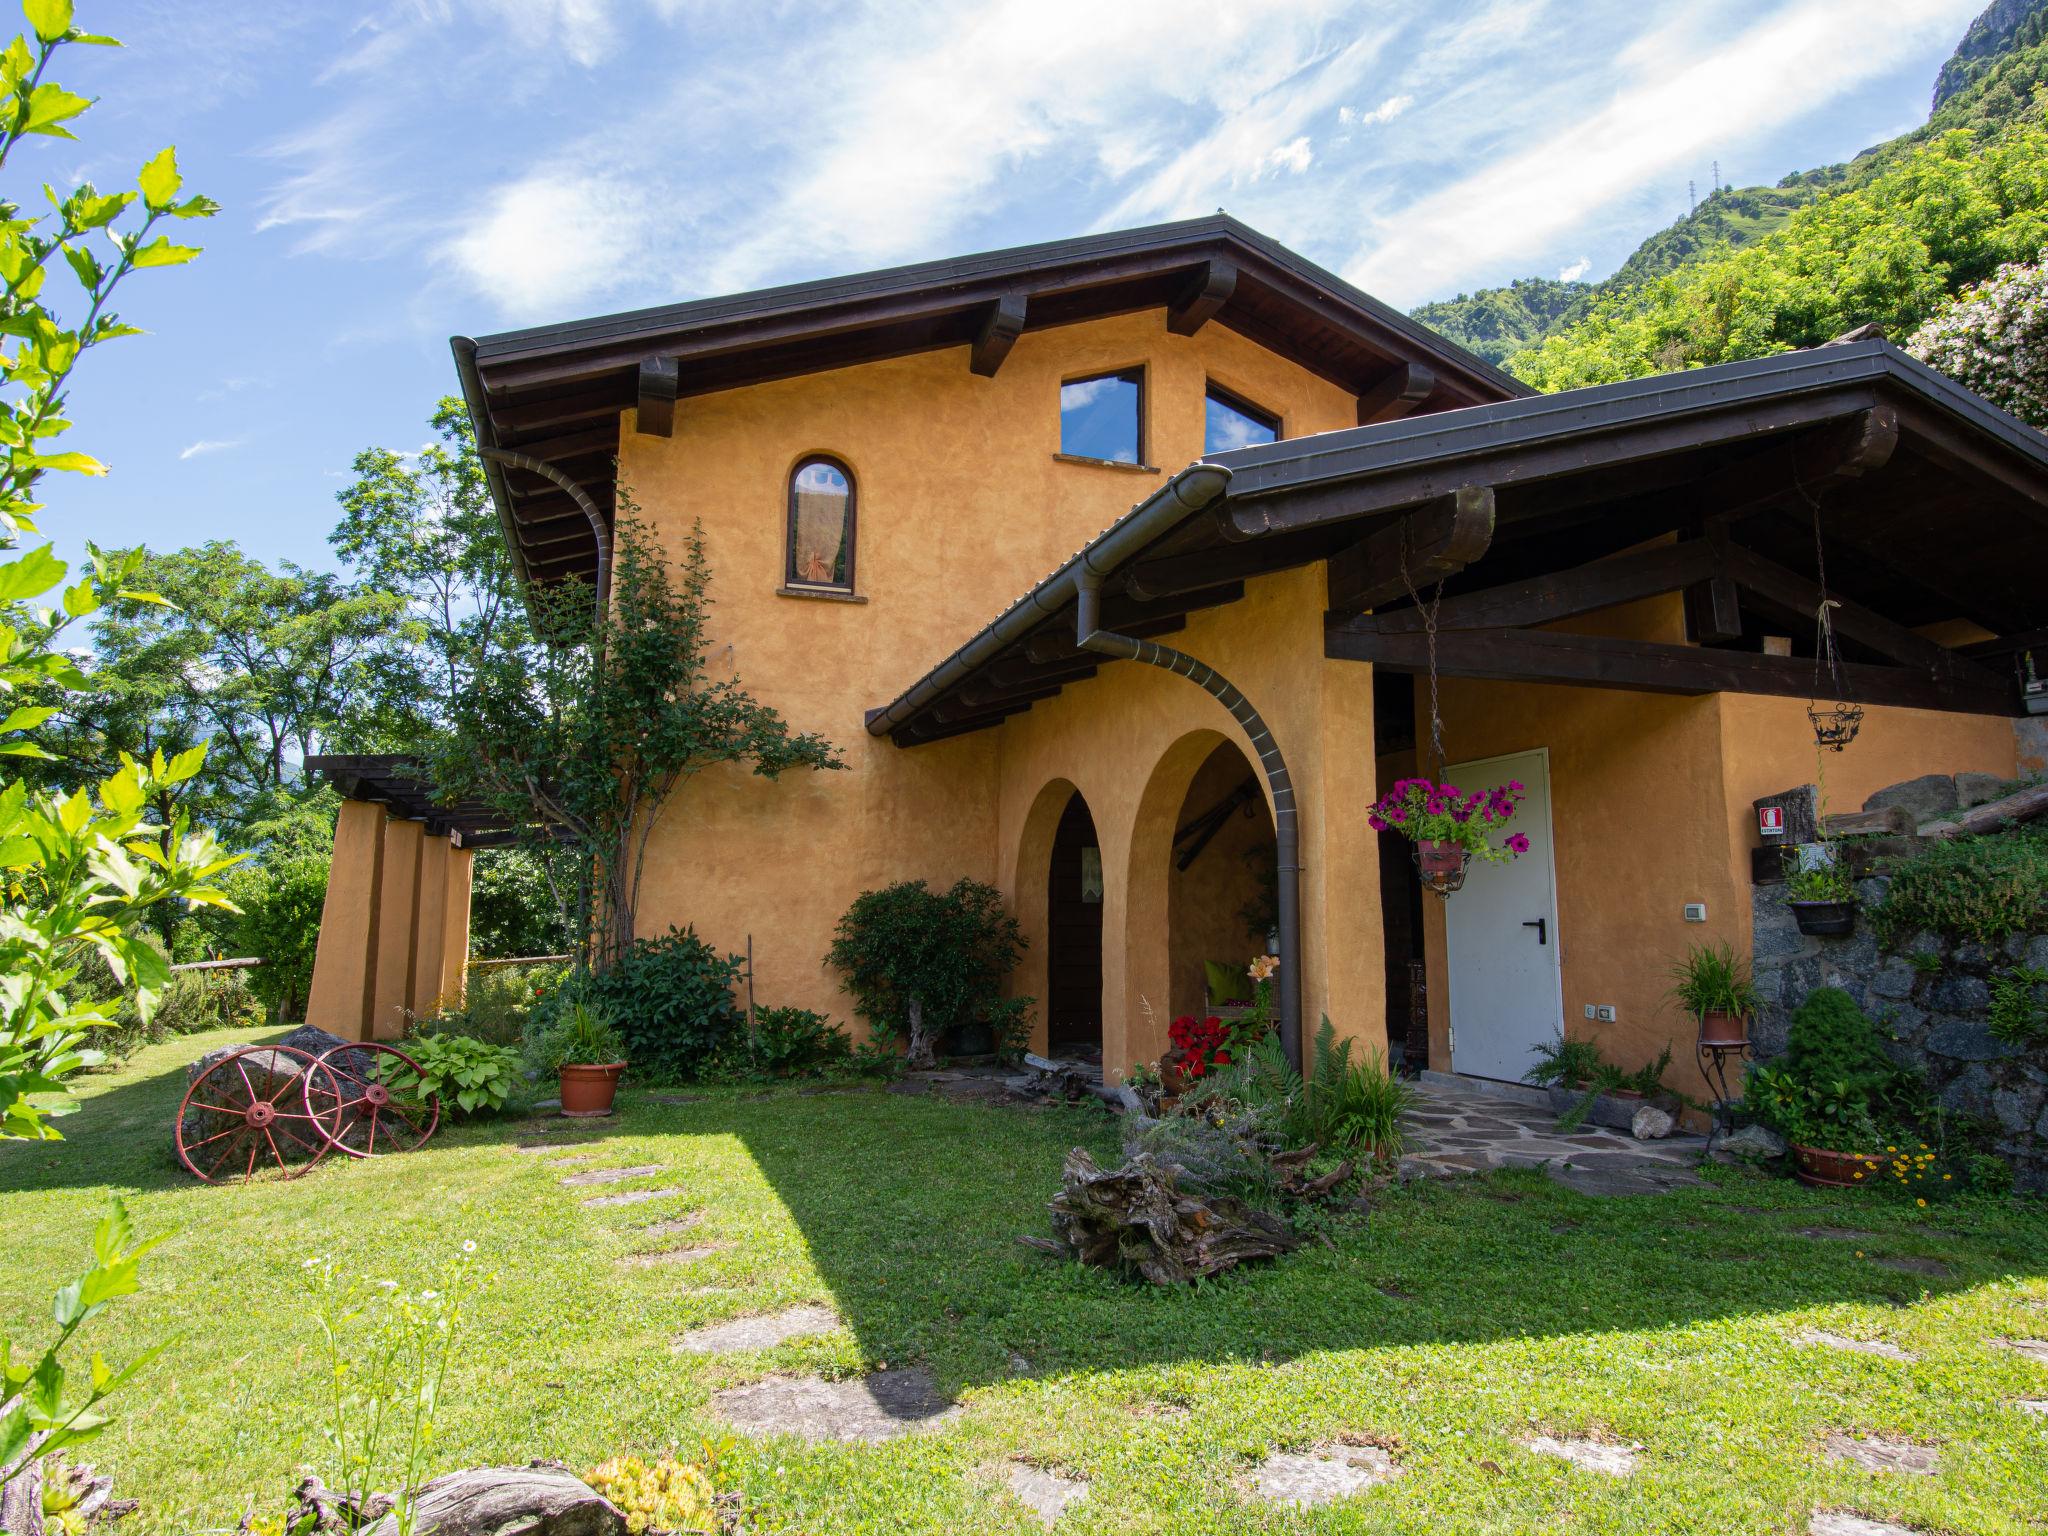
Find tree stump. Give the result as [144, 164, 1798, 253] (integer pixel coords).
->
[1019, 1148, 1302, 1284]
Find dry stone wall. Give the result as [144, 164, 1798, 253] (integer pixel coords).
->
[1751, 878, 2048, 1193]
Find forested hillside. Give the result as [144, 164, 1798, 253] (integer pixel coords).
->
[1413, 0, 2048, 381]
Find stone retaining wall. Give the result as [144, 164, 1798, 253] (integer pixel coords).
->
[1751, 879, 2048, 1193]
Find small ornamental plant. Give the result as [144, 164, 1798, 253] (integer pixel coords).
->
[1368, 776, 1530, 862]
[1166, 1014, 1233, 1081]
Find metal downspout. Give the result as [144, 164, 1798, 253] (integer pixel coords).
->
[1074, 572, 1304, 1075]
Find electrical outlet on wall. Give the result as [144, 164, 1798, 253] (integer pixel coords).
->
[1583, 1003, 1596, 1020]
[1595, 1004, 1618, 1022]
[1683, 902, 1708, 922]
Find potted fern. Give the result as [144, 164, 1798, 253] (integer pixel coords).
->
[1785, 853, 1858, 937]
[1668, 942, 1759, 1048]
[529, 999, 629, 1117]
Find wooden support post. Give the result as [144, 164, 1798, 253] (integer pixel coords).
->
[306, 800, 386, 1040]
[411, 836, 451, 1021]
[1167, 260, 1237, 335]
[371, 818, 425, 1042]
[635, 356, 680, 437]
[1325, 486, 1495, 619]
[970, 293, 1027, 376]
[1355, 362, 1436, 425]
[440, 846, 474, 1012]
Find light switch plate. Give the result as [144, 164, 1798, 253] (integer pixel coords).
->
[1683, 902, 1708, 923]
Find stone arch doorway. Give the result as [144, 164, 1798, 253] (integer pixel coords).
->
[1166, 738, 1277, 1022]
[1044, 790, 1104, 1054]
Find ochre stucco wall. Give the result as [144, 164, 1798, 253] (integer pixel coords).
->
[1410, 584, 2022, 1101]
[616, 310, 1360, 1061]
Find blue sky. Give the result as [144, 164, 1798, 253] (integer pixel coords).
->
[33, 0, 1986, 577]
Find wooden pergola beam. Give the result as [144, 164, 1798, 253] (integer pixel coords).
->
[1355, 362, 1436, 425]
[635, 356, 680, 437]
[1325, 486, 1495, 619]
[1703, 405, 1899, 523]
[1166, 260, 1237, 336]
[969, 294, 1028, 377]
[1326, 622, 2017, 716]
[1369, 536, 1713, 634]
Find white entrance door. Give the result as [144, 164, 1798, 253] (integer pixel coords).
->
[1444, 748, 1563, 1084]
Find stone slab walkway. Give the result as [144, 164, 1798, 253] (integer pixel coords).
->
[1400, 1077, 1708, 1183]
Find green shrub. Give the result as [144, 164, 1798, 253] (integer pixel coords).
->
[381, 1035, 521, 1117]
[1523, 1031, 1606, 1089]
[1191, 1016, 1410, 1162]
[1667, 941, 1761, 1017]
[826, 878, 1028, 1068]
[78, 945, 267, 1058]
[217, 853, 330, 1020]
[1784, 987, 1895, 1091]
[715, 1006, 850, 1079]
[1987, 966, 2048, 1044]
[1871, 826, 2048, 947]
[420, 961, 567, 1047]
[581, 928, 743, 1083]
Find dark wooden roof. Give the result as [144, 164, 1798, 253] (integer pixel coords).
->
[306, 755, 524, 849]
[451, 215, 1530, 591]
[870, 339, 2048, 745]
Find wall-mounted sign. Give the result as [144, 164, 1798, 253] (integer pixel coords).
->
[1758, 805, 1786, 837]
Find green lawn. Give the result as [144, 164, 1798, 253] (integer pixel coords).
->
[4, 1027, 2047, 1535]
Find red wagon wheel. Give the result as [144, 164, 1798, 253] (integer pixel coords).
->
[308, 1043, 439, 1158]
[176, 1046, 340, 1185]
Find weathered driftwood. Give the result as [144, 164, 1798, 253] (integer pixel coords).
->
[1271, 1144, 1356, 1199]
[1920, 782, 2048, 839]
[357, 1464, 625, 1536]
[1821, 805, 1914, 838]
[1019, 1147, 1302, 1284]
[0, 1453, 134, 1536]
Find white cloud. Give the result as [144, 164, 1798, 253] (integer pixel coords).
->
[1259, 136, 1314, 177]
[1343, 0, 1977, 306]
[1559, 255, 1592, 282]
[1340, 93, 1412, 128]
[179, 439, 243, 460]
[441, 172, 655, 317]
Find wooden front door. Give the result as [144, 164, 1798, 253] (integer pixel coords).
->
[1046, 792, 1103, 1051]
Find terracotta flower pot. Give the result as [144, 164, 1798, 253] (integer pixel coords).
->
[558, 1062, 625, 1118]
[1790, 899, 1857, 937]
[1791, 1143, 1882, 1189]
[1698, 1009, 1749, 1049]
[1415, 839, 1470, 894]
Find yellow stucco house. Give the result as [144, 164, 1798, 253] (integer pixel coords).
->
[305, 216, 2047, 1105]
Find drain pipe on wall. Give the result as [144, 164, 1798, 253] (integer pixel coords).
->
[1074, 569, 1304, 1075]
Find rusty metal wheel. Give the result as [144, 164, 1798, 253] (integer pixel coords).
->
[308, 1043, 439, 1158]
[175, 1046, 340, 1185]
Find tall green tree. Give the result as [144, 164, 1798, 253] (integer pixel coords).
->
[431, 511, 843, 968]
[331, 396, 524, 742]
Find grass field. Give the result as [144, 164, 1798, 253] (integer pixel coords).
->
[4, 1026, 2046, 1535]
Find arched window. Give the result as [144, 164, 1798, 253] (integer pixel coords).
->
[786, 456, 856, 593]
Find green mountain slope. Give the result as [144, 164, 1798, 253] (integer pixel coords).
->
[1413, 0, 2048, 370]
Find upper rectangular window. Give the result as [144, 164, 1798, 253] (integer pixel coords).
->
[1204, 384, 1280, 453]
[1060, 370, 1144, 464]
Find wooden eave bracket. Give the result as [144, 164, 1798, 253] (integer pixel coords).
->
[970, 293, 1028, 377]
[1325, 486, 1495, 618]
[636, 356, 680, 437]
[1166, 260, 1237, 336]
[1355, 362, 1437, 425]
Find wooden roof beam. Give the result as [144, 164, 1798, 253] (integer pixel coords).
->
[1327, 623, 2016, 716]
[1325, 486, 1495, 620]
[1356, 362, 1436, 425]
[509, 424, 618, 463]
[1703, 405, 1899, 524]
[969, 294, 1028, 377]
[636, 356, 680, 437]
[1167, 259, 1237, 336]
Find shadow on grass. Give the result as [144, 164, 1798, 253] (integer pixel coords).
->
[676, 1085, 2048, 1399]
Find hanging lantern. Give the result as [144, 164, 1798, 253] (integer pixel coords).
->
[1808, 701, 1864, 752]
[1805, 497, 1863, 752]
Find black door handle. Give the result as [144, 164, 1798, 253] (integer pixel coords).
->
[1523, 918, 1547, 945]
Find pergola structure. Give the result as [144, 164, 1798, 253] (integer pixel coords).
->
[301, 755, 518, 1042]
[869, 340, 2046, 746]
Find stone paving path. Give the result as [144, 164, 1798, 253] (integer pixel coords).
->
[1400, 1078, 1708, 1186]
[1005, 1464, 1087, 1526]
[1810, 1515, 1926, 1536]
[1249, 1444, 1401, 1506]
[712, 1369, 960, 1444]
[1793, 1329, 1917, 1362]
[1520, 1434, 1640, 1476]
[560, 1163, 662, 1187]
[675, 1305, 839, 1355]
[1823, 1433, 1940, 1475]
[582, 1186, 681, 1208]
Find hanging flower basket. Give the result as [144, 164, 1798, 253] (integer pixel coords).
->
[1370, 776, 1531, 898]
[1414, 839, 1470, 894]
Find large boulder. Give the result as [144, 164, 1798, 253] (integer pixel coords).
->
[1862, 773, 1957, 825]
[360, 1466, 625, 1536]
[1712, 1124, 1786, 1163]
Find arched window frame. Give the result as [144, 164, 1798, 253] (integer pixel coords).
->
[784, 454, 858, 595]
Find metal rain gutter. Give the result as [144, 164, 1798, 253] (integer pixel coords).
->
[864, 461, 1233, 737]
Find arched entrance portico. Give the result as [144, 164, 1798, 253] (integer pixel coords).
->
[1045, 792, 1104, 1054]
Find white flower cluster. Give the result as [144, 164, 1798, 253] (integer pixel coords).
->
[1906, 247, 2048, 430]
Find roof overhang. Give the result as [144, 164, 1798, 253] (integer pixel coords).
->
[870, 340, 2048, 745]
[450, 215, 1529, 593]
